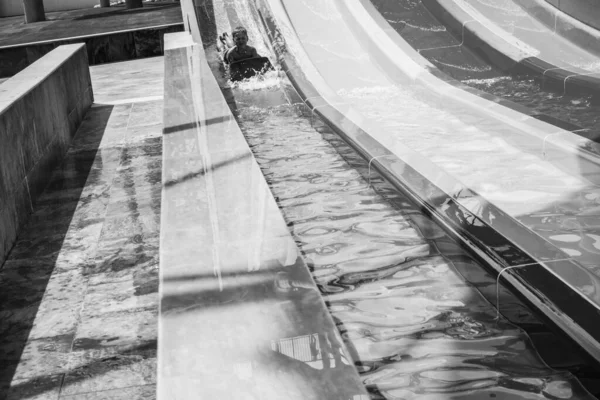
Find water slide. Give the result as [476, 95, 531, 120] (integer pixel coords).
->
[421, 0, 600, 96]
[164, 0, 600, 397]
[244, 0, 600, 364]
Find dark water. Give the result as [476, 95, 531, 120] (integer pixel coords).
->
[233, 83, 596, 399]
[466, 76, 600, 140]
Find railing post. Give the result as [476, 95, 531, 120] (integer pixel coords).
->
[22, 0, 46, 23]
[125, 0, 143, 9]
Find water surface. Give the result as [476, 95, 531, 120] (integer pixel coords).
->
[233, 83, 594, 399]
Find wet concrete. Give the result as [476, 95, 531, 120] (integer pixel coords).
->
[0, 57, 163, 399]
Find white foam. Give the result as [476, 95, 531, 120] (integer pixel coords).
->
[229, 69, 281, 90]
[462, 76, 511, 86]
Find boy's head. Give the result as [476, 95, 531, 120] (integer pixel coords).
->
[232, 26, 248, 47]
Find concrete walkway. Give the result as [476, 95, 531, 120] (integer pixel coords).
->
[0, 57, 163, 400]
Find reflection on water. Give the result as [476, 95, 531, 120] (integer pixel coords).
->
[236, 98, 594, 399]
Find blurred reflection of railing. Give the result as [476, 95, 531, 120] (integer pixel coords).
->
[272, 333, 319, 363]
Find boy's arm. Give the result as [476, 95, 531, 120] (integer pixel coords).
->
[223, 48, 231, 64]
[250, 46, 259, 58]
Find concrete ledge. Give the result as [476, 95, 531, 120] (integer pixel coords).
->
[0, 24, 184, 79]
[0, 43, 93, 266]
[421, 0, 600, 97]
[255, 0, 600, 363]
[0, 0, 98, 17]
[158, 31, 368, 399]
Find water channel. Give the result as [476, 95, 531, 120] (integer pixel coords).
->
[203, 0, 600, 397]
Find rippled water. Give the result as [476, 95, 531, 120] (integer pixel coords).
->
[235, 91, 594, 399]
[370, 0, 600, 141]
[465, 77, 600, 141]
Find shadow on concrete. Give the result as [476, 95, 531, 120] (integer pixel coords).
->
[4, 340, 155, 399]
[0, 105, 113, 398]
[7, 262, 363, 398]
[163, 151, 250, 188]
[162, 114, 233, 135]
[159, 263, 368, 398]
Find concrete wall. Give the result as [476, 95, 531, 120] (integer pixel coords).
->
[545, 0, 600, 31]
[0, 0, 99, 17]
[0, 25, 184, 79]
[0, 43, 93, 265]
[180, 0, 208, 45]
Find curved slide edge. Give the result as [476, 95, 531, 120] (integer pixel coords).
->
[338, 0, 600, 187]
[542, 0, 600, 34]
[513, 0, 600, 58]
[349, 0, 583, 134]
[254, 0, 600, 364]
[421, 0, 600, 98]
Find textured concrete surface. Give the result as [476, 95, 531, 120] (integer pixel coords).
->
[0, 0, 98, 18]
[0, 44, 93, 267]
[0, 1, 183, 78]
[0, 56, 164, 399]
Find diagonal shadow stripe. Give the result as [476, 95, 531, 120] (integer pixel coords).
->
[162, 114, 233, 134]
[163, 151, 250, 188]
[0, 105, 115, 398]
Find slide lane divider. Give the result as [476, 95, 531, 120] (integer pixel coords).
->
[158, 29, 369, 399]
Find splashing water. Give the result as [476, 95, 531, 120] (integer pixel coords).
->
[228, 68, 282, 90]
[462, 76, 512, 86]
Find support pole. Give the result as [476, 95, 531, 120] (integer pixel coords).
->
[100, 0, 110, 7]
[22, 0, 46, 23]
[125, 0, 143, 9]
